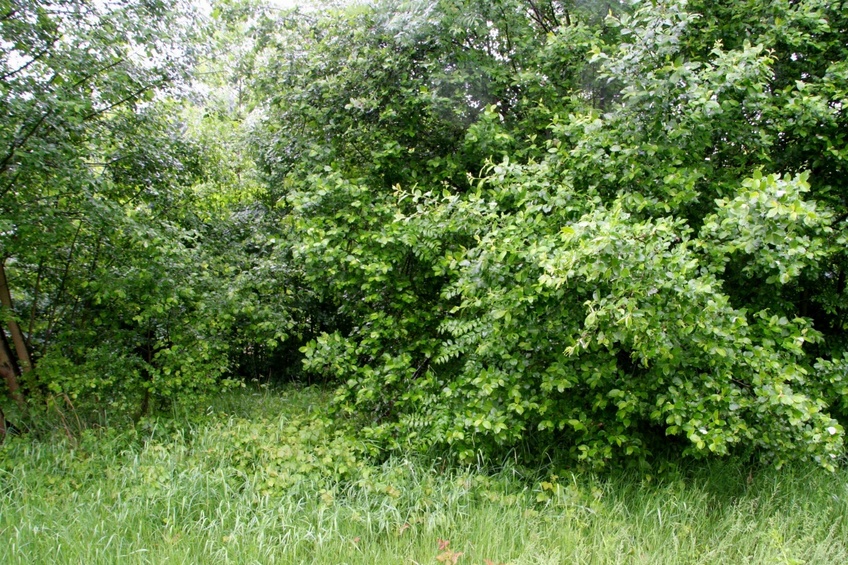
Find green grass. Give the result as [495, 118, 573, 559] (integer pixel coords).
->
[1, 386, 847, 564]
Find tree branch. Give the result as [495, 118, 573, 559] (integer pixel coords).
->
[0, 110, 53, 177]
[82, 79, 168, 122]
[0, 41, 58, 81]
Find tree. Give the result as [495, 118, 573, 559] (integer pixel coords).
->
[0, 0, 241, 418]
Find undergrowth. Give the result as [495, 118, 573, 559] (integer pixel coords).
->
[1, 385, 846, 564]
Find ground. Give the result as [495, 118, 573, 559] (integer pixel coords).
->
[1, 385, 846, 564]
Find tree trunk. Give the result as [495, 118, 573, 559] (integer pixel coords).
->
[0, 327, 23, 408]
[0, 405, 7, 444]
[0, 258, 33, 373]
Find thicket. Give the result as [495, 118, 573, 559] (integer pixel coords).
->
[1, 0, 847, 469]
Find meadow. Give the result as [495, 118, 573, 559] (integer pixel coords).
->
[1, 386, 846, 564]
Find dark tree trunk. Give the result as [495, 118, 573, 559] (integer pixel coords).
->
[0, 259, 33, 374]
[0, 327, 23, 408]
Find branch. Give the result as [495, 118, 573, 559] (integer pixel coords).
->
[0, 42, 57, 81]
[41, 220, 84, 353]
[0, 169, 22, 202]
[65, 57, 128, 92]
[82, 78, 169, 122]
[84, 154, 132, 168]
[547, 0, 561, 29]
[27, 257, 45, 343]
[526, 0, 553, 34]
[0, 109, 53, 176]
[0, 58, 129, 179]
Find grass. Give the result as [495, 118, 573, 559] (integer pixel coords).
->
[1, 385, 847, 564]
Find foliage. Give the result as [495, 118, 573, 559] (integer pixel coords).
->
[2, 0, 847, 470]
[0, 0, 292, 417]
[248, 0, 848, 468]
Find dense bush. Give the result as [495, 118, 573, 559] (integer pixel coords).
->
[251, 0, 848, 468]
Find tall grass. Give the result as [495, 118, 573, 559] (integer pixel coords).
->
[1, 386, 846, 564]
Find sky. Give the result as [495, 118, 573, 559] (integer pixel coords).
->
[192, 0, 312, 17]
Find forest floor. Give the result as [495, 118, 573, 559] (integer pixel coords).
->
[1, 385, 846, 564]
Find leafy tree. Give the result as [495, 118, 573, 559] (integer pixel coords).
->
[0, 0, 240, 419]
